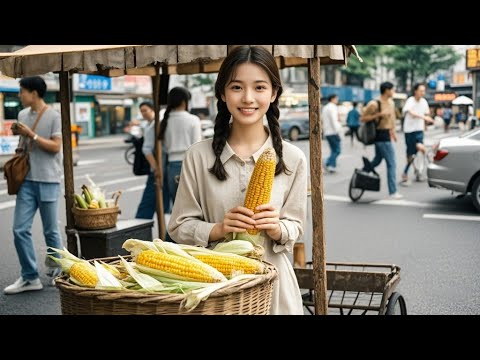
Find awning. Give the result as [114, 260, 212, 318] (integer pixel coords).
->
[0, 45, 361, 78]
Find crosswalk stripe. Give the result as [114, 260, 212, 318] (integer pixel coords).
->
[423, 214, 480, 222]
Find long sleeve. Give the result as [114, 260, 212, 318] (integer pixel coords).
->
[191, 119, 202, 145]
[167, 148, 216, 247]
[272, 150, 308, 254]
[142, 122, 155, 157]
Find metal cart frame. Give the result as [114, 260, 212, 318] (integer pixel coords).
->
[295, 262, 407, 315]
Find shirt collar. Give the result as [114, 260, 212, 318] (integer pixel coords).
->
[220, 126, 274, 165]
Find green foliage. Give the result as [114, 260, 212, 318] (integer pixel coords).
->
[385, 45, 461, 91]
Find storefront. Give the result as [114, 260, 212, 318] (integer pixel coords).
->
[466, 47, 480, 118]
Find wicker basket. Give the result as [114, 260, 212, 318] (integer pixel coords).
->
[72, 206, 120, 230]
[55, 257, 278, 315]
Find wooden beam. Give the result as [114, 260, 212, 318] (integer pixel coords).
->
[59, 71, 77, 256]
[307, 56, 327, 315]
[152, 65, 166, 240]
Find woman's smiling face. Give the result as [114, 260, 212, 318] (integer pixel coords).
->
[222, 62, 277, 126]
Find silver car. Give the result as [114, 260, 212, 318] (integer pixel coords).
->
[427, 128, 480, 212]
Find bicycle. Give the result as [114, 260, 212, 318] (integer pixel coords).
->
[124, 145, 135, 165]
[348, 157, 381, 202]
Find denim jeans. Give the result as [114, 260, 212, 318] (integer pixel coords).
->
[13, 180, 63, 281]
[325, 134, 341, 168]
[165, 161, 183, 243]
[135, 150, 171, 219]
[369, 141, 397, 195]
[167, 161, 183, 207]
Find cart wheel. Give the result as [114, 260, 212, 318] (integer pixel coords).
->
[348, 174, 364, 202]
[385, 292, 407, 315]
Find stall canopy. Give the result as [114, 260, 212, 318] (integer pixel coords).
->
[0, 45, 359, 77]
[0, 45, 360, 316]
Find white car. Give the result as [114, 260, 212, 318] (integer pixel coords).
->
[427, 128, 480, 212]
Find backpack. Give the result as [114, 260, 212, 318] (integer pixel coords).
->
[358, 100, 380, 145]
[132, 137, 151, 176]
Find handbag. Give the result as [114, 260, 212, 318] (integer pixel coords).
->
[358, 100, 381, 145]
[132, 136, 151, 176]
[3, 106, 47, 195]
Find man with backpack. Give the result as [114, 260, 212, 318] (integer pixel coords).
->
[360, 82, 403, 200]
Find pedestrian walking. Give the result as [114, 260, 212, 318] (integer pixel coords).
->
[400, 83, 434, 185]
[4, 76, 64, 294]
[361, 81, 403, 199]
[168, 45, 306, 314]
[322, 94, 342, 172]
[346, 102, 361, 145]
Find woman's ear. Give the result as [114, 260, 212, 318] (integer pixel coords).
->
[271, 89, 278, 103]
[221, 94, 226, 102]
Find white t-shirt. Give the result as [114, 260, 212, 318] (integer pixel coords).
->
[402, 96, 430, 133]
[322, 102, 341, 136]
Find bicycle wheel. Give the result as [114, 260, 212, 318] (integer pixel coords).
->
[348, 173, 364, 202]
[125, 146, 135, 165]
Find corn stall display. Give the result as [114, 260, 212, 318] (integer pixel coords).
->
[50, 238, 267, 311]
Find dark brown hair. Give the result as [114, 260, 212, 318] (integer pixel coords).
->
[159, 87, 191, 141]
[209, 45, 290, 181]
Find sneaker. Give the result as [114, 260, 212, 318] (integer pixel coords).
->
[400, 179, 412, 187]
[326, 166, 337, 173]
[46, 266, 62, 286]
[389, 192, 404, 200]
[4, 277, 43, 295]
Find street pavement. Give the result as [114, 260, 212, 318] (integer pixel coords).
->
[0, 128, 479, 315]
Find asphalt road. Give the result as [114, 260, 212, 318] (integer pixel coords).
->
[0, 129, 479, 315]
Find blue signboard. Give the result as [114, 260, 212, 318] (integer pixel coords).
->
[78, 74, 111, 91]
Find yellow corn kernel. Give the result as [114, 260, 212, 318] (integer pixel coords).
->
[193, 254, 264, 277]
[136, 250, 224, 283]
[244, 147, 276, 235]
[70, 262, 98, 288]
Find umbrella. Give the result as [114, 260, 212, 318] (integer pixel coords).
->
[452, 95, 473, 105]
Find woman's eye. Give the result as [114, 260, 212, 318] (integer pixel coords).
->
[256, 86, 267, 91]
[231, 85, 241, 90]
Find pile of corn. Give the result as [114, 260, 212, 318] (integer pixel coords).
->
[49, 238, 267, 311]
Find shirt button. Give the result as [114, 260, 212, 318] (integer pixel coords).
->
[240, 162, 245, 167]
[241, 188, 246, 192]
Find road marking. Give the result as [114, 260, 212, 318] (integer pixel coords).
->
[97, 176, 140, 187]
[324, 194, 351, 202]
[372, 199, 435, 208]
[0, 200, 15, 210]
[77, 159, 106, 166]
[124, 185, 146, 193]
[423, 214, 480, 222]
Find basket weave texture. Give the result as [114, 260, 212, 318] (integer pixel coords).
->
[72, 206, 120, 230]
[56, 257, 278, 315]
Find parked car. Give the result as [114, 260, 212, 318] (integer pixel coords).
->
[427, 128, 480, 212]
[280, 114, 309, 141]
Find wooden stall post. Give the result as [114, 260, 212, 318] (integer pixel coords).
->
[307, 55, 328, 315]
[59, 71, 77, 256]
[152, 66, 166, 240]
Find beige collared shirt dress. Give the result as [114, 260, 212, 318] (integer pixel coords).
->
[168, 134, 307, 315]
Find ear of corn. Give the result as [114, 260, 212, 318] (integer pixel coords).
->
[192, 254, 264, 278]
[243, 147, 276, 235]
[94, 261, 123, 290]
[70, 262, 98, 288]
[135, 250, 227, 283]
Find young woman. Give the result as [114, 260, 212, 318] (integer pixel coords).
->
[159, 87, 202, 211]
[168, 46, 306, 315]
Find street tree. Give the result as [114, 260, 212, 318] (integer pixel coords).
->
[385, 45, 461, 91]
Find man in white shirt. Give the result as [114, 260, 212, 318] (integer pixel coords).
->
[401, 83, 434, 184]
[322, 94, 342, 173]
